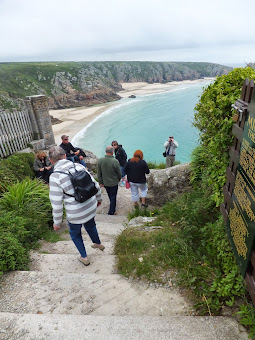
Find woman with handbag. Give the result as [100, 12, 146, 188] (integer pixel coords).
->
[124, 150, 150, 208]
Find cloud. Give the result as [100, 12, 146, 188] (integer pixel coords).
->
[0, 0, 254, 63]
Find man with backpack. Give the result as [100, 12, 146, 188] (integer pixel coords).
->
[49, 146, 104, 266]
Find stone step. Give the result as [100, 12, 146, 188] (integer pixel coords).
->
[57, 220, 126, 237]
[54, 227, 120, 243]
[29, 253, 117, 275]
[36, 220, 126, 256]
[0, 313, 248, 340]
[95, 213, 128, 224]
[0, 271, 192, 317]
[96, 185, 134, 219]
[38, 240, 115, 255]
[95, 221, 126, 235]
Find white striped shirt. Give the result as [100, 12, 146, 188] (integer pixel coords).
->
[49, 159, 102, 225]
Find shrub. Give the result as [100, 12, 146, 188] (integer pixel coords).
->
[0, 152, 35, 194]
[0, 213, 30, 245]
[197, 217, 245, 312]
[237, 303, 255, 338]
[0, 178, 52, 242]
[0, 178, 53, 275]
[0, 214, 31, 275]
[147, 160, 180, 169]
[0, 231, 29, 275]
[193, 67, 255, 206]
[128, 206, 159, 221]
[147, 161, 165, 169]
[116, 187, 245, 314]
[160, 190, 245, 313]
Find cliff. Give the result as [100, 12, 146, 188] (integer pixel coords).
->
[0, 61, 232, 110]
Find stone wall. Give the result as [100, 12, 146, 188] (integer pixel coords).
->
[25, 95, 56, 151]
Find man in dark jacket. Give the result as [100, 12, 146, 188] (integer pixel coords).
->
[59, 135, 86, 167]
[97, 146, 122, 215]
[111, 140, 127, 186]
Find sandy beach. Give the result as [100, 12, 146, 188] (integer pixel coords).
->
[51, 78, 213, 144]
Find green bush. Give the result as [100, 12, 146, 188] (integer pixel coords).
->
[0, 213, 30, 245]
[0, 152, 35, 194]
[0, 214, 31, 275]
[147, 160, 180, 169]
[147, 161, 166, 169]
[116, 187, 245, 314]
[0, 231, 29, 274]
[0, 178, 53, 275]
[161, 191, 245, 313]
[160, 187, 218, 234]
[237, 303, 255, 338]
[0, 178, 52, 242]
[128, 206, 159, 220]
[197, 217, 245, 312]
[193, 67, 255, 206]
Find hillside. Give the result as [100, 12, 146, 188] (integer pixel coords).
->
[0, 61, 231, 110]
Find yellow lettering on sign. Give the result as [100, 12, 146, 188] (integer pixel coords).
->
[248, 116, 255, 131]
[240, 139, 255, 187]
[234, 172, 255, 221]
[248, 129, 255, 143]
[229, 201, 248, 259]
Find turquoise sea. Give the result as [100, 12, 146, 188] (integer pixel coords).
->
[72, 80, 212, 164]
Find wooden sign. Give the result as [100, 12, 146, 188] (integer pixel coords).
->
[226, 89, 255, 277]
[221, 78, 255, 305]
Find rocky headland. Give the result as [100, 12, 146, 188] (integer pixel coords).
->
[0, 61, 231, 110]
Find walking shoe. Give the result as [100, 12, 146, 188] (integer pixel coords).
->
[78, 257, 90, 266]
[141, 203, 148, 208]
[91, 243, 105, 251]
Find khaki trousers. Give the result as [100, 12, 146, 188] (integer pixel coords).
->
[166, 155, 175, 168]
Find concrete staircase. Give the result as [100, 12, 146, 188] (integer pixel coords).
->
[0, 189, 249, 340]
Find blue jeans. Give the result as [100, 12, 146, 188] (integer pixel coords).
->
[120, 166, 126, 178]
[68, 217, 101, 258]
[67, 155, 86, 167]
[105, 185, 118, 215]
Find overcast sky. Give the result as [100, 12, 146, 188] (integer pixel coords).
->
[0, 0, 254, 66]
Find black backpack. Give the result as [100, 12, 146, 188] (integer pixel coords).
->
[55, 164, 98, 203]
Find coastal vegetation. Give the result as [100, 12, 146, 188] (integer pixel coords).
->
[0, 152, 35, 193]
[0, 153, 60, 277]
[147, 160, 180, 169]
[115, 67, 255, 337]
[1, 66, 255, 335]
[193, 66, 255, 206]
[0, 61, 231, 110]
